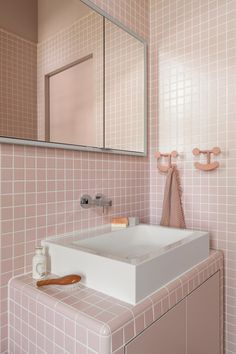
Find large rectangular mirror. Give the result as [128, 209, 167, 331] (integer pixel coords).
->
[0, 0, 147, 155]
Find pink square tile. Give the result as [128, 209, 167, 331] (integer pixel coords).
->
[54, 345, 65, 354]
[54, 313, 65, 332]
[88, 331, 100, 351]
[45, 339, 54, 354]
[65, 335, 76, 354]
[76, 342, 87, 354]
[96, 310, 115, 323]
[112, 328, 123, 352]
[153, 301, 162, 321]
[54, 329, 64, 348]
[124, 321, 135, 343]
[135, 313, 145, 335]
[83, 306, 103, 317]
[65, 319, 76, 338]
[76, 325, 87, 345]
[36, 332, 45, 350]
[144, 308, 153, 327]
[28, 327, 37, 344]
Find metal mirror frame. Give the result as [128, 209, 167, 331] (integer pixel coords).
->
[0, 0, 147, 156]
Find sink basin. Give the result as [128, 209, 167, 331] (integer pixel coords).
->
[42, 224, 209, 304]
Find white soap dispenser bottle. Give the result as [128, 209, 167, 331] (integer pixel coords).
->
[32, 247, 47, 280]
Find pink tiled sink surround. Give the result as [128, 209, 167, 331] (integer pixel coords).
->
[8, 250, 223, 354]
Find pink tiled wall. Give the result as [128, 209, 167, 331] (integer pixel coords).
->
[0, 1, 149, 353]
[149, 0, 236, 353]
[0, 29, 37, 140]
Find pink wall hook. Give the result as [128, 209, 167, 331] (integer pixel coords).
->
[192, 147, 221, 171]
[155, 150, 178, 172]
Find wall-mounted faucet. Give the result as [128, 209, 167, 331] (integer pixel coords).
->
[80, 193, 112, 210]
[94, 193, 112, 207]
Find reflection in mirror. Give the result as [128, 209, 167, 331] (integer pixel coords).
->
[0, 0, 146, 155]
[0, 0, 38, 140]
[105, 19, 145, 153]
[46, 55, 96, 146]
[38, 0, 104, 148]
[0, 0, 103, 148]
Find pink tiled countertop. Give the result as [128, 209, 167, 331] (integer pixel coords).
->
[8, 250, 223, 354]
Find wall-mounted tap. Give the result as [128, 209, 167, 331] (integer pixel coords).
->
[94, 193, 112, 207]
[80, 193, 112, 210]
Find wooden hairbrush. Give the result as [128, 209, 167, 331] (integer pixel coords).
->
[36, 274, 81, 287]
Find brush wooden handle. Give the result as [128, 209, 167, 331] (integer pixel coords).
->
[36, 274, 81, 287]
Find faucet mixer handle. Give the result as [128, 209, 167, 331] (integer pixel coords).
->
[80, 194, 94, 209]
[95, 193, 103, 201]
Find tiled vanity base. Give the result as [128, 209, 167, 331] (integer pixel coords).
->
[8, 250, 223, 354]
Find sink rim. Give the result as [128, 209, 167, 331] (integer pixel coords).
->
[43, 224, 209, 266]
[42, 224, 210, 304]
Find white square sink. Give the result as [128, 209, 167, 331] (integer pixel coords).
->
[42, 224, 209, 304]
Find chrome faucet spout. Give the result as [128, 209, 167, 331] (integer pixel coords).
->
[94, 193, 112, 207]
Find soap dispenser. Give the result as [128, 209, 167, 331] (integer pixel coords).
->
[32, 247, 47, 280]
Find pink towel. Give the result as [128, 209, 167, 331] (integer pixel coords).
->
[160, 166, 186, 229]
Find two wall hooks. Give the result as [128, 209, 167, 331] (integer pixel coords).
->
[155, 147, 221, 172]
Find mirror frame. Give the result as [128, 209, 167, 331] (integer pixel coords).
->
[0, 0, 147, 156]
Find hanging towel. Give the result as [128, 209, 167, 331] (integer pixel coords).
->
[160, 165, 186, 229]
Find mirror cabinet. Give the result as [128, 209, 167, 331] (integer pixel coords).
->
[0, 0, 147, 155]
